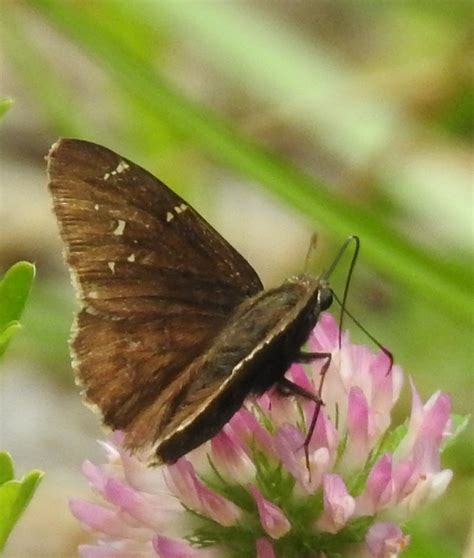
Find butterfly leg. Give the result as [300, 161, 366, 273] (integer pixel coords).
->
[277, 377, 323, 404]
[282, 352, 332, 472]
[296, 350, 329, 363]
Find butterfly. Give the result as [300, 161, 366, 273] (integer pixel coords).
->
[48, 138, 337, 464]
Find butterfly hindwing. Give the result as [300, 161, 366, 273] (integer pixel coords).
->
[72, 310, 226, 432]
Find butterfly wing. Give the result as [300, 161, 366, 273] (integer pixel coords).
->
[48, 138, 263, 444]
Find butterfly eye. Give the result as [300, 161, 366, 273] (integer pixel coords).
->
[317, 287, 333, 311]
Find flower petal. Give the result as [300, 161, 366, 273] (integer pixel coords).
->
[249, 485, 291, 539]
[392, 459, 418, 502]
[165, 457, 240, 526]
[370, 354, 403, 420]
[82, 460, 109, 494]
[153, 536, 219, 558]
[229, 408, 276, 456]
[413, 392, 451, 471]
[69, 498, 151, 538]
[164, 458, 202, 511]
[356, 454, 393, 515]
[274, 423, 330, 493]
[120, 449, 173, 496]
[79, 543, 155, 557]
[210, 427, 256, 483]
[366, 522, 410, 558]
[316, 474, 355, 533]
[341, 387, 370, 471]
[397, 469, 453, 514]
[256, 538, 276, 558]
[104, 477, 181, 532]
[309, 312, 341, 351]
[194, 481, 241, 526]
[312, 413, 338, 461]
[396, 384, 451, 473]
[288, 363, 316, 392]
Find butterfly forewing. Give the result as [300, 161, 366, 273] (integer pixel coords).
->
[48, 139, 263, 450]
[48, 139, 262, 315]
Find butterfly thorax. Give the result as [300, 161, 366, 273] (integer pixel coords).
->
[198, 275, 325, 393]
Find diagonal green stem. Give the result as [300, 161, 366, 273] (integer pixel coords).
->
[24, 0, 474, 323]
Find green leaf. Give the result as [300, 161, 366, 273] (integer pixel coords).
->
[0, 464, 44, 552]
[0, 262, 35, 330]
[0, 453, 15, 486]
[0, 97, 13, 120]
[0, 262, 35, 357]
[0, 323, 22, 358]
[376, 422, 409, 457]
[25, 0, 473, 324]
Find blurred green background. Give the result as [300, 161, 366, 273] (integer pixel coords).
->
[0, 1, 472, 557]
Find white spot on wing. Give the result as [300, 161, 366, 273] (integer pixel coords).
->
[107, 262, 116, 274]
[113, 219, 126, 236]
[94, 204, 100, 211]
[166, 211, 174, 222]
[174, 203, 188, 214]
[127, 253, 136, 262]
[115, 160, 129, 174]
[104, 160, 130, 181]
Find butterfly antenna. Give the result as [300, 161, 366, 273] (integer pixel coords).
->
[322, 235, 360, 348]
[304, 233, 319, 274]
[331, 289, 394, 374]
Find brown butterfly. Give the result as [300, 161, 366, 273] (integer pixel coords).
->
[48, 139, 336, 464]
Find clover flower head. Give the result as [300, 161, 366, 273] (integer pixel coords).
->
[71, 312, 454, 558]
